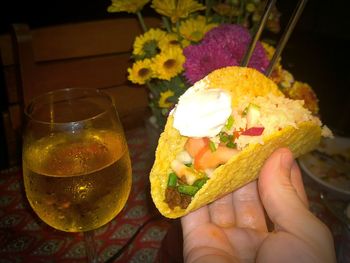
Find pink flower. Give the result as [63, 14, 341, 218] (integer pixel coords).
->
[183, 24, 269, 84]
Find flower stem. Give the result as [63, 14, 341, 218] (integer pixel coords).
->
[162, 16, 172, 32]
[136, 11, 148, 32]
[238, 0, 246, 24]
[146, 82, 165, 128]
[146, 81, 158, 97]
[175, 20, 180, 36]
[205, 0, 213, 20]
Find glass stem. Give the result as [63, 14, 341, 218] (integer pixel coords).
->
[84, 230, 99, 263]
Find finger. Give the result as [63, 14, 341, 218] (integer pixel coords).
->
[208, 192, 235, 228]
[232, 180, 267, 231]
[181, 204, 210, 238]
[258, 148, 308, 225]
[290, 161, 309, 207]
[258, 148, 334, 248]
[182, 206, 238, 263]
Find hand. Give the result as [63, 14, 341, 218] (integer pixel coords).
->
[181, 148, 337, 263]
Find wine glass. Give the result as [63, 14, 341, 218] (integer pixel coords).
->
[22, 88, 132, 262]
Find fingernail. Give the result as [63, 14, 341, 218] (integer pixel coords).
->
[280, 150, 293, 171]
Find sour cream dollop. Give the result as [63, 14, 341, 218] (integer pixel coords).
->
[172, 81, 232, 138]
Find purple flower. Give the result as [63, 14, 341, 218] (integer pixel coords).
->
[183, 24, 269, 84]
[183, 42, 238, 85]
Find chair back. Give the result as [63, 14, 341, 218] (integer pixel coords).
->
[12, 17, 160, 127]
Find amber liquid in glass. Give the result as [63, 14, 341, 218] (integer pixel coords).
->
[23, 129, 132, 232]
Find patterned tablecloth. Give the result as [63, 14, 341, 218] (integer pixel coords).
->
[0, 125, 349, 263]
[0, 127, 172, 263]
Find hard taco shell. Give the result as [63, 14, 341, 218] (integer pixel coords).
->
[150, 66, 322, 219]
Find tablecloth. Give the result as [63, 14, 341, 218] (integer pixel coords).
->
[0, 126, 172, 263]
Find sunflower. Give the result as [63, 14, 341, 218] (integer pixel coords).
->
[178, 15, 218, 43]
[158, 33, 182, 50]
[151, 0, 206, 23]
[151, 47, 185, 80]
[107, 0, 150, 14]
[133, 28, 167, 59]
[128, 59, 153, 84]
[159, 90, 175, 108]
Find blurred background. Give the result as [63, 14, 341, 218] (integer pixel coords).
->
[0, 0, 349, 169]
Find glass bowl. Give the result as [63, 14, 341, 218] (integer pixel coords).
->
[298, 136, 350, 200]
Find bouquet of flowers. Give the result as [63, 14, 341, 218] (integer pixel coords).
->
[108, 0, 319, 129]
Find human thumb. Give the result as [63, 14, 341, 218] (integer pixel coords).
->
[259, 148, 309, 225]
[258, 148, 335, 252]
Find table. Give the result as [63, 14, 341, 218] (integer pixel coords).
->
[0, 125, 349, 262]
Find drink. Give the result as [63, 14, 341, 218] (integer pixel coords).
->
[22, 129, 132, 232]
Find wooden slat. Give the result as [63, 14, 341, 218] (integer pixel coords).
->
[2, 110, 21, 167]
[102, 85, 149, 117]
[2, 17, 161, 106]
[0, 17, 161, 66]
[3, 66, 19, 104]
[22, 53, 133, 105]
[12, 24, 36, 108]
[32, 17, 160, 62]
[0, 34, 14, 66]
[102, 85, 150, 129]
[8, 104, 22, 131]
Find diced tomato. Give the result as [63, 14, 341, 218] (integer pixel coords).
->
[233, 130, 241, 140]
[241, 127, 264, 136]
[193, 146, 210, 170]
[185, 137, 209, 158]
[194, 145, 239, 170]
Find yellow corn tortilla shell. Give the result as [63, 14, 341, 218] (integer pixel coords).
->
[150, 66, 322, 219]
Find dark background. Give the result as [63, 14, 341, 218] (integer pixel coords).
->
[0, 0, 349, 168]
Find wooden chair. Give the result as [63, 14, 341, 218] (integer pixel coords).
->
[12, 17, 160, 126]
[0, 17, 160, 167]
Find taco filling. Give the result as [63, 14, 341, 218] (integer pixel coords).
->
[150, 66, 332, 218]
[164, 82, 331, 210]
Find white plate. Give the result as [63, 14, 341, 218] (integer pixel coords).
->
[298, 136, 350, 199]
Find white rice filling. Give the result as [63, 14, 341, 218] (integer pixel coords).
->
[226, 94, 321, 150]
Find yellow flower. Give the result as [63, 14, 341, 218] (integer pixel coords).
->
[246, 3, 256, 13]
[159, 32, 191, 48]
[181, 39, 191, 48]
[212, 3, 241, 17]
[178, 15, 218, 43]
[107, 0, 150, 14]
[285, 81, 319, 114]
[261, 42, 277, 60]
[127, 59, 153, 85]
[262, 41, 282, 75]
[279, 70, 294, 89]
[151, 0, 206, 23]
[270, 64, 284, 86]
[133, 28, 167, 58]
[159, 33, 182, 50]
[159, 90, 175, 108]
[151, 47, 185, 80]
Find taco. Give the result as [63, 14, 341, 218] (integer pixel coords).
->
[150, 66, 332, 219]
